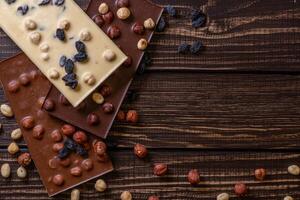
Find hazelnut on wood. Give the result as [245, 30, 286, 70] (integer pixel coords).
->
[144, 18, 156, 29]
[95, 179, 107, 192]
[137, 38, 148, 50]
[120, 191, 132, 200]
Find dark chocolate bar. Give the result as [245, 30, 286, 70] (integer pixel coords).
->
[0, 54, 113, 196]
[44, 0, 163, 138]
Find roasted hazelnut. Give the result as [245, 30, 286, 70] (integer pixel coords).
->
[102, 11, 114, 24]
[81, 159, 94, 171]
[132, 22, 145, 35]
[107, 25, 121, 39]
[19, 73, 30, 86]
[7, 142, 20, 155]
[53, 174, 64, 186]
[134, 143, 148, 158]
[21, 116, 35, 129]
[100, 85, 112, 97]
[18, 152, 32, 166]
[52, 143, 64, 152]
[137, 38, 148, 50]
[93, 140, 107, 156]
[0, 104, 14, 118]
[95, 179, 107, 192]
[96, 153, 109, 162]
[48, 157, 59, 169]
[92, 93, 105, 104]
[153, 163, 168, 176]
[126, 110, 138, 123]
[32, 124, 45, 140]
[187, 169, 200, 185]
[98, 3, 109, 14]
[59, 158, 71, 167]
[148, 196, 159, 200]
[144, 18, 156, 29]
[116, 0, 129, 7]
[116, 110, 126, 121]
[120, 191, 132, 200]
[122, 56, 132, 67]
[24, 18, 37, 30]
[73, 131, 88, 144]
[117, 7, 131, 20]
[8, 80, 20, 93]
[255, 168, 266, 180]
[83, 72, 96, 86]
[93, 14, 104, 27]
[61, 124, 76, 136]
[216, 193, 229, 200]
[51, 129, 63, 142]
[11, 128, 22, 140]
[103, 49, 116, 61]
[29, 31, 41, 45]
[102, 102, 114, 114]
[59, 94, 70, 106]
[71, 189, 80, 200]
[43, 99, 55, 111]
[234, 182, 247, 196]
[87, 113, 100, 126]
[70, 166, 82, 177]
[288, 165, 300, 175]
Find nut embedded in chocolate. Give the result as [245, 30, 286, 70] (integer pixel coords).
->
[17, 152, 32, 167]
[81, 159, 94, 171]
[50, 129, 63, 142]
[44, 99, 55, 111]
[48, 157, 59, 169]
[21, 116, 35, 129]
[70, 166, 82, 177]
[132, 22, 145, 35]
[61, 124, 76, 136]
[87, 113, 100, 126]
[32, 124, 45, 140]
[7, 80, 20, 93]
[102, 11, 114, 24]
[187, 169, 200, 185]
[93, 140, 107, 156]
[52, 174, 64, 186]
[153, 163, 168, 176]
[134, 143, 148, 158]
[19, 73, 31, 86]
[92, 14, 105, 27]
[107, 25, 121, 39]
[52, 143, 64, 152]
[100, 85, 112, 97]
[115, 0, 129, 7]
[102, 102, 114, 114]
[73, 131, 88, 144]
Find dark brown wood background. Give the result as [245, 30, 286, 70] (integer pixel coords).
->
[0, 0, 299, 199]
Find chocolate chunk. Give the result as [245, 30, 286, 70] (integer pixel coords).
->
[54, 0, 65, 6]
[64, 59, 74, 74]
[165, 5, 176, 17]
[59, 56, 67, 67]
[56, 28, 65, 41]
[38, 0, 51, 6]
[190, 41, 204, 54]
[17, 5, 29, 15]
[81, 159, 93, 171]
[178, 43, 191, 54]
[156, 17, 167, 32]
[75, 41, 86, 53]
[74, 52, 88, 62]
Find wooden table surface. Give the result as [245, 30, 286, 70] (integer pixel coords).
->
[0, 0, 300, 199]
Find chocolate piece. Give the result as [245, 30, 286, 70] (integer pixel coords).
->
[45, 0, 163, 139]
[0, 54, 113, 197]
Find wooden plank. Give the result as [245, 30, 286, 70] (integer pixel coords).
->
[1, 72, 300, 149]
[0, 150, 299, 199]
[1, 0, 300, 72]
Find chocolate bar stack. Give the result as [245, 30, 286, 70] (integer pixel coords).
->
[0, 0, 163, 196]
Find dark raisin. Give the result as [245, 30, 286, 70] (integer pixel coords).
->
[5, 0, 16, 4]
[59, 56, 67, 67]
[190, 41, 204, 54]
[62, 73, 76, 82]
[74, 52, 88, 62]
[56, 28, 65, 41]
[64, 139, 77, 151]
[64, 59, 74, 74]
[75, 41, 86, 53]
[76, 145, 88, 158]
[156, 17, 167, 32]
[38, 0, 51, 6]
[191, 10, 206, 28]
[178, 43, 191, 54]
[58, 147, 70, 159]
[54, 0, 64, 6]
[17, 5, 29, 15]
[66, 80, 78, 89]
[137, 62, 146, 75]
[165, 5, 176, 17]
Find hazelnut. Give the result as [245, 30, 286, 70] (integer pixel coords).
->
[18, 152, 32, 166]
[7, 142, 20, 155]
[61, 124, 76, 136]
[73, 131, 88, 144]
[19, 73, 30, 86]
[217, 193, 230, 200]
[50, 129, 63, 142]
[93, 14, 104, 27]
[43, 99, 55, 111]
[7, 80, 20, 93]
[79, 29, 92, 41]
[100, 85, 112, 97]
[41, 53, 50, 61]
[120, 191, 132, 200]
[284, 196, 294, 200]
[11, 128, 22, 140]
[137, 38, 148, 50]
[93, 140, 107, 156]
[58, 19, 70, 30]
[0, 104, 14, 118]
[83, 73, 96, 86]
[21, 116, 35, 129]
[29, 70, 39, 80]
[95, 179, 107, 192]
[103, 49, 116, 61]
[24, 18, 37, 30]
[70, 166, 82, 177]
[81, 159, 94, 171]
[59, 94, 70, 106]
[59, 158, 71, 167]
[144, 18, 156, 29]
[87, 113, 100, 126]
[116, 110, 126, 121]
[107, 25, 121, 39]
[122, 56, 132, 67]
[153, 163, 168, 176]
[134, 143, 148, 158]
[1, 163, 11, 178]
[102, 11, 114, 24]
[17, 166, 27, 179]
[39, 43, 50, 52]
[52, 143, 64, 152]
[116, 0, 129, 7]
[126, 110, 138, 123]
[53, 174, 64, 186]
[48, 68, 60, 80]
[102, 102, 114, 114]
[254, 168, 266, 180]
[29, 31, 41, 45]
[132, 22, 145, 35]
[92, 93, 105, 104]
[117, 7, 131, 20]
[148, 196, 159, 200]
[98, 3, 109, 14]
[48, 157, 59, 169]
[288, 165, 300, 175]
[32, 124, 45, 140]
[234, 182, 247, 196]
[187, 169, 200, 185]
[71, 189, 80, 200]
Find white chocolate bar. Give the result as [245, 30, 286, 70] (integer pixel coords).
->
[0, 0, 127, 106]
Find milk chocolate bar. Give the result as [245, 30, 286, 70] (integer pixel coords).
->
[0, 54, 113, 196]
[0, 0, 127, 107]
[44, 0, 163, 138]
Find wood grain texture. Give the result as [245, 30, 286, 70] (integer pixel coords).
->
[0, 150, 299, 200]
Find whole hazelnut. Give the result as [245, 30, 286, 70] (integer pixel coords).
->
[81, 159, 94, 171]
[93, 14, 104, 27]
[87, 113, 100, 126]
[95, 179, 107, 192]
[32, 124, 45, 140]
[18, 153, 32, 166]
[132, 22, 145, 35]
[41, 53, 50, 61]
[61, 124, 76, 136]
[116, 110, 126, 121]
[43, 99, 55, 111]
[234, 182, 247, 196]
[102, 11, 114, 24]
[103, 49, 116, 61]
[98, 3, 109, 14]
[29, 31, 41, 45]
[122, 56, 132, 67]
[102, 102, 114, 114]
[48, 157, 59, 169]
[52, 143, 64, 152]
[93, 140, 107, 156]
[92, 93, 105, 104]
[83, 73, 96, 86]
[126, 110, 138, 123]
[187, 169, 200, 185]
[153, 163, 168, 176]
[144, 18, 156, 29]
[48, 68, 60, 80]
[79, 29, 92, 41]
[116, 0, 129, 7]
[134, 143, 148, 158]
[21, 116, 35, 129]
[59, 158, 71, 167]
[73, 131, 88, 144]
[11, 128, 22, 140]
[137, 38, 148, 50]
[71, 189, 80, 200]
[7, 142, 20, 155]
[7, 80, 20, 93]
[58, 19, 70, 30]
[50, 129, 63, 142]
[0, 104, 14, 118]
[24, 18, 37, 30]
[100, 85, 112, 97]
[117, 7, 131, 20]
[59, 94, 70, 106]
[40, 43, 50, 52]
[70, 166, 82, 177]
[53, 174, 64, 186]
[148, 196, 159, 200]
[107, 25, 121, 39]
[284, 196, 294, 200]
[17, 166, 27, 179]
[254, 168, 266, 180]
[288, 165, 300, 175]
[120, 191, 132, 200]
[217, 193, 230, 200]
[19, 73, 30, 86]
